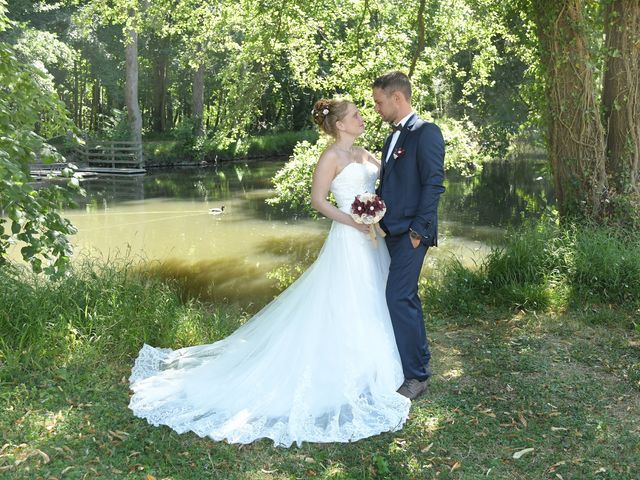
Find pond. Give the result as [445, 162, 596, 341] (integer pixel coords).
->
[39, 158, 555, 307]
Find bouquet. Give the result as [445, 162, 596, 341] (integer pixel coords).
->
[350, 193, 387, 246]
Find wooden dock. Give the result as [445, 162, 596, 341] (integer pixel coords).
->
[30, 140, 146, 178]
[78, 166, 146, 175]
[79, 140, 144, 170]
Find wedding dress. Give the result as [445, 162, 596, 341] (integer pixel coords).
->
[129, 161, 410, 447]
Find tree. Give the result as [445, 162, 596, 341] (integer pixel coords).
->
[124, 7, 142, 146]
[602, 0, 640, 196]
[532, 0, 608, 218]
[0, 0, 81, 277]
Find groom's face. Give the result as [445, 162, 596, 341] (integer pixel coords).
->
[372, 88, 398, 124]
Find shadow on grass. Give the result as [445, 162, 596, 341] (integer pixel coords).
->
[2, 310, 638, 479]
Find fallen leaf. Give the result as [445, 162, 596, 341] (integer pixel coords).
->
[518, 412, 527, 427]
[513, 447, 534, 459]
[421, 443, 434, 453]
[548, 460, 566, 473]
[551, 427, 568, 432]
[450, 461, 461, 472]
[146, 475, 156, 480]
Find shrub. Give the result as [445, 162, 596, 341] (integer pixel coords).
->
[424, 221, 640, 316]
[266, 137, 330, 218]
[0, 259, 241, 377]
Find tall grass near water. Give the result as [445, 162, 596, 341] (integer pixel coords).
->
[422, 221, 640, 321]
[0, 259, 244, 379]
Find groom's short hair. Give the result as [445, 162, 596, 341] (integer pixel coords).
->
[372, 71, 412, 101]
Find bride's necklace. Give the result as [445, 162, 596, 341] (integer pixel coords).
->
[333, 144, 355, 155]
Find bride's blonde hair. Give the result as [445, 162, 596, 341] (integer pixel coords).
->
[311, 98, 352, 138]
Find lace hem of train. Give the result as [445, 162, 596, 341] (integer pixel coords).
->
[129, 344, 410, 448]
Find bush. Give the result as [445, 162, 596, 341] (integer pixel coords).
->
[0, 259, 241, 377]
[437, 117, 489, 176]
[266, 136, 330, 217]
[423, 220, 640, 317]
[200, 130, 318, 162]
[143, 130, 318, 165]
[569, 227, 640, 306]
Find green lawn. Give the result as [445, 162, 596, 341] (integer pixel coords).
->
[2, 311, 638, 479]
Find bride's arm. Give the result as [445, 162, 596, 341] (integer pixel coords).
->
[311, 153, 370, 233]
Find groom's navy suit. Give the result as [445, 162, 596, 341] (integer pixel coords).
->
[376, 113, 445, 382]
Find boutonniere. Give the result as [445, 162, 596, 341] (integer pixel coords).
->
[392, 147, 405, 160]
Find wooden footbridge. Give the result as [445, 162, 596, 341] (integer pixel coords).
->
[78, 140, 145, 174]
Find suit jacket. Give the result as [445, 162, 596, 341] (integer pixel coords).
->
[376, 113, 445, 247]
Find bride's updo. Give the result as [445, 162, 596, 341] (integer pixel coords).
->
[311, 98, 351, 138]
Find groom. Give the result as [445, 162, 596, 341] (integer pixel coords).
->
[373, 71, 445, 400]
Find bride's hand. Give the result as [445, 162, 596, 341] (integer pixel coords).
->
[351, 221, 371, 234]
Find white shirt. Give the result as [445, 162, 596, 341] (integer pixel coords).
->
[385, 111, 415, 163]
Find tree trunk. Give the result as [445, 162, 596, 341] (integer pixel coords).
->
[192, 63, 205, 137]
[603, 0, 640, 194]
[166, 90, 174, 130]
[124, 25, 142, 147]
[91, 79, 101, 132]
[409, 0, 426, 78]
[73, 59, 79, 126]
[152, 41, 169, 133]
[533, 0, 607, 218]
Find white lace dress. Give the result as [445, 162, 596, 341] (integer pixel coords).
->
[128, 161, 410, 447]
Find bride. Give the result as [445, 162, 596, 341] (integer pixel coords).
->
[128, 98, 410, 447]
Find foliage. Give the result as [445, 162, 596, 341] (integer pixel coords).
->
[266, 136, 330, 218]
[1, 272, 638, 477]
[101, 108, 131, 140]
[0, 259, 244, 376]
[422, 219, 640, 316]
[142, 130, 319, 165]
[0, 2, 81, 277]
[4, 0, 539, 161]
[437, 116, 488, 175]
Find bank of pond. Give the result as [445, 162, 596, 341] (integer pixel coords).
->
[1, 219, 638, 379]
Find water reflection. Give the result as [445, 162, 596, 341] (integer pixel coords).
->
[441, 160, 553, 228]
[27, 158, 553, 308]
[137, 233, 328, 311]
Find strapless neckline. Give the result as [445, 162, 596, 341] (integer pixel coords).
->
[334, 161, 367, 182]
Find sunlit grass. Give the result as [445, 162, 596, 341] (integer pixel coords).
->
[1, 227, 639, 479]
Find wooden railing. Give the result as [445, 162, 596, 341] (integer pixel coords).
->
[80, 140, 144, 168]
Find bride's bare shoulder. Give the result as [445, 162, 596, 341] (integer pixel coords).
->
[314, 147, 339, 177]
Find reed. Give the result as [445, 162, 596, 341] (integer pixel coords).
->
[0, 259, 244, 378]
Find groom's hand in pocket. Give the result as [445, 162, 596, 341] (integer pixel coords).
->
[409, 229, 422, 249]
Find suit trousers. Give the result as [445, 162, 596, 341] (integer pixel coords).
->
[384, 233, 432, 381]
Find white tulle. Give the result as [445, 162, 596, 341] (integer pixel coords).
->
[128, 161, 410, 447]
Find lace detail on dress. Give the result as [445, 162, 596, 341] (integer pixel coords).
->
[129, 344, 172, 382]
[129, 160, 409, 447]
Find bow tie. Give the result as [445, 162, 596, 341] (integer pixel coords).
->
[390, 123, 403, 133]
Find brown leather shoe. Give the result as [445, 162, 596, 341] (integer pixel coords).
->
[397, 378, 429, 400]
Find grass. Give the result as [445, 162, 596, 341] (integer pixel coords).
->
[1, 311, 638, 479]
[143, 130, 319, 166]
[422, 221, 640, 317]
[1, 221, 639, 479]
